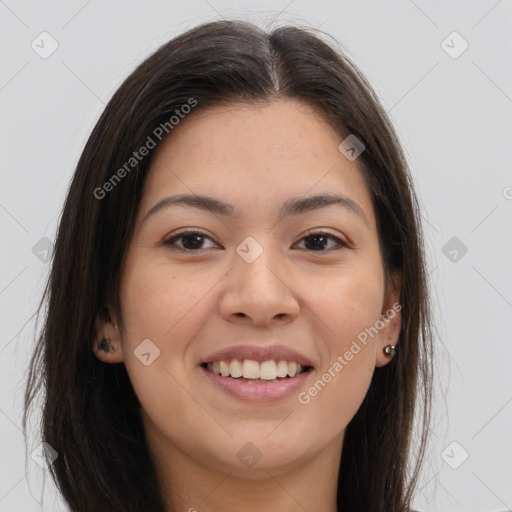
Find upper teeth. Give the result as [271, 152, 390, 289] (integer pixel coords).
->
[206, 359, 307, 379]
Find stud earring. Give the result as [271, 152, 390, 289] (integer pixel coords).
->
[383, 344, 397, 357]
[97, 337, 115, 353]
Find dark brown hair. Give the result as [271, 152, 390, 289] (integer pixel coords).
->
[23, 19, 433, 512]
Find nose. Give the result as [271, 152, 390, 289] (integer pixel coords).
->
[219, 242, 300, 327]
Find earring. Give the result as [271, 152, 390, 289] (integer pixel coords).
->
[97, 337, 115, 353]
[383, 344, 397, 357]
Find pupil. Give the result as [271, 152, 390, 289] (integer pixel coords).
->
[306, 234, 328, 251]
[182, 234, 204, 250]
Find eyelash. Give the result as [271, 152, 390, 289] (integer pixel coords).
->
[163, 230, 348, 253]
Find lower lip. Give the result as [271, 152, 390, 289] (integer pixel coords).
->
[199, 366, 314, 403]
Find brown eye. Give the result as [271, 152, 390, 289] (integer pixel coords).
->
[295, 231, 347, 252]
[164, 231, 218, 251]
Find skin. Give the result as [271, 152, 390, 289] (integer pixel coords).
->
[94, 99, 401, 512]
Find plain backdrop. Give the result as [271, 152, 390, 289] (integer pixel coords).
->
[1, 1, 511, 511]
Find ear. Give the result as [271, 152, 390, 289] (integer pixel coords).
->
[92, 305, 124, 364]
[375, 269, 402, 368]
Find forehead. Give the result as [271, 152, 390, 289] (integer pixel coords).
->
[138, 100, 375, 227]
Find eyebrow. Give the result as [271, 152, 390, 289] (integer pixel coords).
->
[142, 192, 369, 226]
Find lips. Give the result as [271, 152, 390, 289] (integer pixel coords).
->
[198, 344, 315, 402]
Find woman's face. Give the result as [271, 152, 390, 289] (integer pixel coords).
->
[96, 99, 400, 477]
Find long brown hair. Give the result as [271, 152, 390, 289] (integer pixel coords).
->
[23, 19, 434, 512]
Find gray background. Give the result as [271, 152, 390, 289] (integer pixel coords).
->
[1, 1, 511, 511]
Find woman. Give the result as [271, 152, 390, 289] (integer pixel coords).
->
[23, 19, 433, 512]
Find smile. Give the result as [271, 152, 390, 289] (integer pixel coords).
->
[201, 359, 312, 383]
[199, 354, 316, 402]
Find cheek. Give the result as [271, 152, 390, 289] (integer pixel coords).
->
[118, 262, 210, 444]
[296, 264, 383, 427]
[118, 256, 218, 399]
[304, 262, 384, 349]
[117, 262, 181, 383]
[120, 258, 210, 342]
